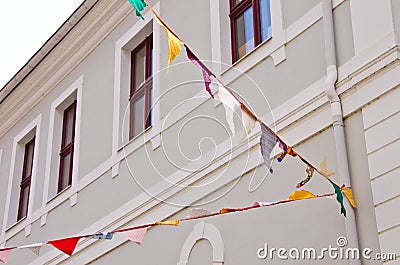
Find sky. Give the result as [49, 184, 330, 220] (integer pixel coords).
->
[0, 0, 85, 89]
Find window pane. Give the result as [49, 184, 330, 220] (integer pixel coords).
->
[259, 0, 272, 41]
[23, 141, 34, 178]
[60, 153, 71, 191]
[149, 45, 154, 77]
[64, 107, 75, 145]
[235, 6, 254, 59]
[147, 87, 153, 127]
[133, 96, 145, 136]
[234, 0, 244, 5]
[134, 46, 146, 89]
[19, 186, 29, 219]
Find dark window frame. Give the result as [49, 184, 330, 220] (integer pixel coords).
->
[129, 34, 153, 140]
[229, 0, 269, 62]
[17, 137, 35, 221]
[58, 100, 77, 193]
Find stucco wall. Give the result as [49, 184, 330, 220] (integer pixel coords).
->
[0, 0, 399, 264]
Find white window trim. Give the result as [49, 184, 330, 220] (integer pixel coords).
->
[1, 114, 41, 235]
[178, 222, 224, 265]
[112, 2, 162, 157]
[42, 75, 83, 208]
[209, 0, 286, 76]
[220, 0, 287, 83]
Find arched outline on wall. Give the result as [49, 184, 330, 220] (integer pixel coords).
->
[178, 222, 224, 265]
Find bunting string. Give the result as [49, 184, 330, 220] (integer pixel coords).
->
[141, 3, 343, 189]
[0, 189, 348, 262]
[0, 2, 358, 262]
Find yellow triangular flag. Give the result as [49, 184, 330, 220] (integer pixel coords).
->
[165, 30, 183, 68]
[152, 10, 183, 69]
[155, 220, 180, 226]
[317, 157, 335, 178]
[288, 190, 317, 201]
[342, 187, 357, 208]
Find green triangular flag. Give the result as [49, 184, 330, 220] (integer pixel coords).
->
[128, 0, 147, 20]
[328, 179, 346, 217]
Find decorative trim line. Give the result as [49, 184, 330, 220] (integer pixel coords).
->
[111, 163, 120, 179]
[1, 39, 397, 248]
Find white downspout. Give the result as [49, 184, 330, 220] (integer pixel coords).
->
[322, 0, 361, 264]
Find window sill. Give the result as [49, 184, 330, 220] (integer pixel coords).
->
[118, 125, 154, 153]
[46, 184, 72, 205]
[221, 36, 272, 77]
[5, 216, 27, 232]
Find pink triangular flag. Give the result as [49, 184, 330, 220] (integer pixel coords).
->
[0, 248, 14, 263]
[124, 227, 148, 245]
[48, 236, 81, 256]
[254, 201, 279, 207]
[186, 46, 215, 98]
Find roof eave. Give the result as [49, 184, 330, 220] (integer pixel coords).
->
[0, 0, 99, 104]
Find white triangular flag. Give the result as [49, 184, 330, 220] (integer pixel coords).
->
[240, 106, 256, 141]
[215, 84, 240, 135]
[186, 208, 211, 218]
[254, 201, 276, 207]
[19, 243, 43, 256]
[28, 246, 42, 256]
[260, 123, 277, 173]
[318, 157, 335, 178]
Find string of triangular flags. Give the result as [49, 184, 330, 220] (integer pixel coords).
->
[0, 189, 356, 262]
[129, 1, 356, 214]
[0, 1, 358, 262]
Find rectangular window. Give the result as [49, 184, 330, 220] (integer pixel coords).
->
[129, 34, 153, 139]
[17, 138, 35, 221]
[58, 101, 77, 193]
[230, 0, 272, 62]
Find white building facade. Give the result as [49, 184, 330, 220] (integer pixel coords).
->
[0, 0, 399, 264]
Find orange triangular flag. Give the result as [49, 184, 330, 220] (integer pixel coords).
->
[288, 190, 317, 201]
[155, 220, 180, 226]
[219, 208, 231, 214]
[342, 187, 357, 208]
[48, 236, 81, 256]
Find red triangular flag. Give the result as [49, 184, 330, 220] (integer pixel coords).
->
[48, 236, 81, 256]
[0, 248, 14, 263]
